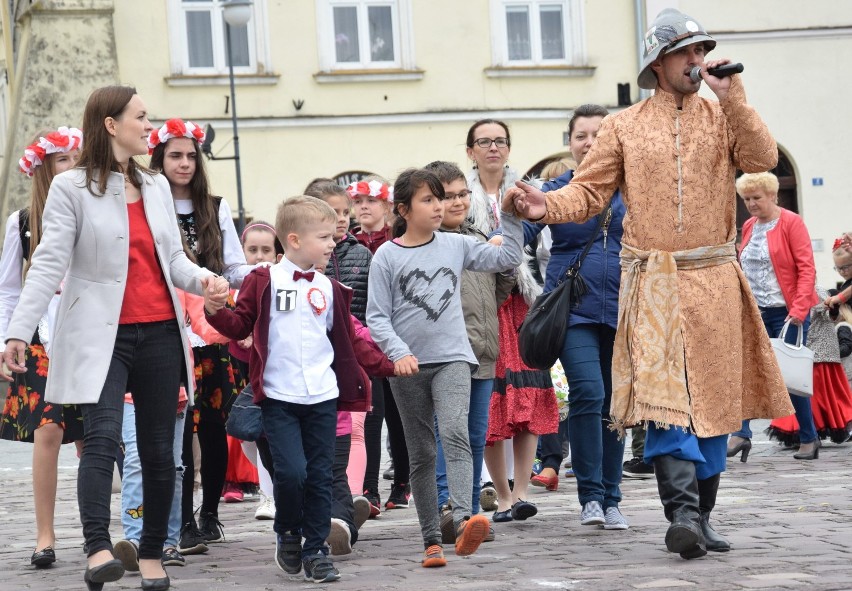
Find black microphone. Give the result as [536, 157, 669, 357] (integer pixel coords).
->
[689, 63, 744, 83]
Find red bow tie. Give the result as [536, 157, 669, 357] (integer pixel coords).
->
[293, 270, 315, 282]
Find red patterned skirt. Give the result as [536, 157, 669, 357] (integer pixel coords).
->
[486, 292, 558, 444]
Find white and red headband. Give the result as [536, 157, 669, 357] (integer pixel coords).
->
[147, 118, 206, 155]
[346, 180, 393, 202]
[19, 127, 83, 177]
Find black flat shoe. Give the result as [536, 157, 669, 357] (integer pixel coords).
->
[31, 546, 56, 567]
[510, 500, 538, 521]
[84, 558, 125, 591]
[492, 509, 513, 523]
[141, 575, 170, 591]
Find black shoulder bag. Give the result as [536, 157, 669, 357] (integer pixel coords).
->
[518, 203, 613, 370]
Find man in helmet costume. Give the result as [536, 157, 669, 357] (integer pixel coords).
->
[508, 8, 792, 559]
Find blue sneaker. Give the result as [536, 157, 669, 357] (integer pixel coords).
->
[531, 457, 543, 476]
[302, 551, 341, 583]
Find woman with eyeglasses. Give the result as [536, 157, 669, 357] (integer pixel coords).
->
[465, 119, 558, 521]
[729, 172, 820, 461]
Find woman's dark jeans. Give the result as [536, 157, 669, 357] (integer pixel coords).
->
[79, 320, 183, 560]
[733, 305, 817, 443]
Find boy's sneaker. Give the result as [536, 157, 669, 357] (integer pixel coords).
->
[113, 539, 139, 572]
[603, 507, 630, 530]
[275, 532, 302, 575]
[439, 505, 456, 544]
[531, 457, 543, 476]
[580, 501, 605, 526]
[161, 546, 186, 567]
[479, 482, 498, 512]
[178, 522, 209, 555]
[302, 551, 341, 583]
[326, 518, 352, 556]
[222, 482, 244, 503]
[385, 483, 410, 509]
[352, 496, 371, 529]
[622, 457, 655, 479]
[422, 544, 447, 568]
[363, 489, 381, 518]
[454, 514, 489, 556]
[255, 493, 276, 520]
[198, 511, 225, 543]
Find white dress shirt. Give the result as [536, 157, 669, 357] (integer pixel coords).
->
[263, 258, 337, 405]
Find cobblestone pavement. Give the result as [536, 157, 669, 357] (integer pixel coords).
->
[1, 420, 850, 591]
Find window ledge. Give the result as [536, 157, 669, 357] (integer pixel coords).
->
[313, 69, 425, 83]
[484, 65, 596, 78]
[165, 74, 280, 87]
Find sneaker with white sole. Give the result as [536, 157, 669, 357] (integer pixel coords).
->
[479, 482, 498, 512]
[352, 496, 371, 530]
[255, 493, 275, 520]
[580, 500, 605, 526]
[161, 546, 186, 567]
[326, 518, 352, 556]
[303, 551, 341, 583]
[603, 506, 629, 530]
[113, 539, 139, 572]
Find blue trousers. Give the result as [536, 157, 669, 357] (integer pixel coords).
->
[559, 324, 624, 509]
[643, 424, 727, 480]
[732, 306, 818, 443]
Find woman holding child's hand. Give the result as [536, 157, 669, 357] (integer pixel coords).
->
[2, 86, 219, 591]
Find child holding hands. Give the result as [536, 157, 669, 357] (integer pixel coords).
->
[203, 196, 387, 583]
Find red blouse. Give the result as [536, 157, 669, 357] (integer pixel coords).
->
[119, 200, 176, 324]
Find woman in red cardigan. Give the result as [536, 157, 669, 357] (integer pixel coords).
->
[728, 172, 820, 461]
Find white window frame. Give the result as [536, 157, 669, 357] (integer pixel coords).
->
[316, 0, 415, 71]
[167, 0, 271, 76]
[490, 0, 586, 67]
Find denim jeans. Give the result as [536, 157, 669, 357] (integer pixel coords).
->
[262, 397, 337, 557]
[733, 306, 818, 443]
[79, 320, 183, 560]
[121, 401, 185, 548]
[559, 323, 624, 509]
[539, 419, 570, 472]
[435, 377, 493, 513]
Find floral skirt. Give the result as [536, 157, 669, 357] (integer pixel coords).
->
[487, 292, 558, 444]
[191, 343, 245, 428]
[0, 334, 83, 443]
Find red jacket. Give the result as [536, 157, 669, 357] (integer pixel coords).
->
[206, 266, 394, 411]
[354, 225, 392, 255]
[740, 208, 818, 322]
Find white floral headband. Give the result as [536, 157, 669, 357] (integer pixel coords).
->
[19, 126, 83, 177]
[148, 118, 205, 155]
[346, 180, 393, 202]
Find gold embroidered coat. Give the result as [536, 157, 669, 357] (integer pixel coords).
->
[541, 76, 793, 437]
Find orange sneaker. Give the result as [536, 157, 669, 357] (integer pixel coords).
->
[454, 515, 490, 556]
[422, 545, 447, 568]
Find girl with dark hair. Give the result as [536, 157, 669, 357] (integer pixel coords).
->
[0, 127, 84, 568]
[2, 86, 228, 591]
[366, 168, 523, 568]
[147, 119, 253, 552]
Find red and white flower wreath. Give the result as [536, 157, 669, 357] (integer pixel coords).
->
[307, 287, 327, 316]
[147, 118, 206, 155]
[346, 179, 393, 202]
[19, 127, 83, 177]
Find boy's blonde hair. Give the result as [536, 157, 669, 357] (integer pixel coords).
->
[736, 172, 779, 196]
[275, 195, 337, 239]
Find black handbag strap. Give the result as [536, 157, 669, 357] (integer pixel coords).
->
[562, 199, 614, 280]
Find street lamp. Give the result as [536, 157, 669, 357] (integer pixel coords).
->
[222, 0, 252, 232]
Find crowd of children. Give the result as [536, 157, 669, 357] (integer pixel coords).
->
[3, 86, 852, 590]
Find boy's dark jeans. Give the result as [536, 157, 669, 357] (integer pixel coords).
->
[262, 397, 337, 556]
[79, 320, 183, 560]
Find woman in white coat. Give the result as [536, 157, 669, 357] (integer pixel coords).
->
[2, 86, 228, 591]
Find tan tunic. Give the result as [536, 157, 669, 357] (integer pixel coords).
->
[542, 76, 793, 437]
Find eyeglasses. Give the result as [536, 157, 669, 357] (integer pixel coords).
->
[473, 137, 510, 149]
[835, 264, 852, 273]
[443, 190, 471, 202]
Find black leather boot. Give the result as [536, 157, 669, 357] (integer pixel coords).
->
[653, 455, 707, 559]
[698, 474, 730, 552]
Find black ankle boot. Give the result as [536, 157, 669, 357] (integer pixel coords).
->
[697, 474, 730, 552]
[653, 455, 707, 559]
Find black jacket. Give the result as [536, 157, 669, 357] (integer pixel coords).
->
[325, 234, 372, 323]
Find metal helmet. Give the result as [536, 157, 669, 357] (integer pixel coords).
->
[637, 8, 716, 90]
